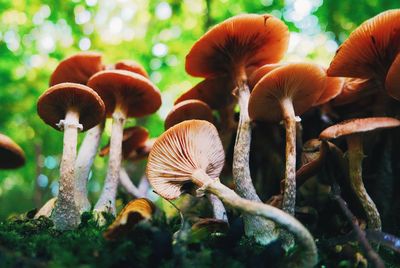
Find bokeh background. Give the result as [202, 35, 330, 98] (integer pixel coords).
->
[0, 0, 398, 219]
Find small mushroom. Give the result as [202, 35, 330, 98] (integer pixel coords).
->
[146, 120, 317, 268]
[332, 78, 380, 107]
[37, 82, 105, 230]
[34, 197, 57, 219]
[0, 133, 25, 169]
[114, 60, 149, 78]
[88, 70, 161, 216]
[249, 63, 326, 215]
[320, 117, 400, 230]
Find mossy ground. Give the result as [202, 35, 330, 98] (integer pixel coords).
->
[0, 210, 399, 267]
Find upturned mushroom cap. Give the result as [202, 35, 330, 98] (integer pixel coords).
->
[146, 120, 225, 199]
[37, 83, 105, 131]
[99, 126, 149, 159]
[50, 52, 104, 86]
[0, 133, 25, 169]
[165, 100, 214, 130]
[87, 70, 161, 117]
[327, 10, 400, 79]
[332, 78, 379, 106]
[175, 76, 235, 110]
[319, 117, 400, 140]
[386, 53, 400, 100]
[185, 13, 289, 78]
[114, 60, 149, 78]
[248, 63, 283, 88]
[248, 63, 326, 122]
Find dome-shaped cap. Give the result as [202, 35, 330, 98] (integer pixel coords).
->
[327, 10, 400, 79]
[37, 83, 105, 131]
[248, 63, 283, 88]
[87, 70, 162, 118]
[249, 63, 326, 122]
[165, 100, 213, 130]
[320, 117, 400, 140]
[175, 76, 235, 110]
[386, 53, 400, 100]
[114, 60, 149, 78]
[332, 78, 379, 106]
[50, 52, 104, 86]
[0, 133, 25, 169]
[100, 126, 149, 159]
[313, 68, 344, 106]
[186, 14, 289, 78]
[146, 120, 225, 200]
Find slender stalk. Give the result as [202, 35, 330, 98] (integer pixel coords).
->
[233, 77, 277, 244]
[207, 194, 228, 222]
[191, 169, 317, 268]
[138, 175, 150, 197]
[119, 167, 143, 198]
[281, 98, 297, 216]
[94, 107, 126, 217]
[52, 109, 81, 230]
[75, 122, 104, 213]
[346, 134, 382, 230]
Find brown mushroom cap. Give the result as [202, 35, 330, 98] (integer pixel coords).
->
[87, 70, 162, 118]
[165, 100, 214, 130]
[386, 53, 400, 100]
[313, 70, 344, 106]
[127, 138, 155, 162]
[0, 133, 25, 169]
[332, 78, 379, 106]
[114, 60, 149, 78]
[185, 13, 289, 78]
[319, 117, 400, 140]
[146, 120, 225, 200]
[327, 10, 400, 79]
[248, 63, 283, 88]
[37, 83, 105, 131]
[50, 52, 104, 86]
[99, 126, 149, 159]
[175, 76, 235, 110]
[249, 63, 326, 122]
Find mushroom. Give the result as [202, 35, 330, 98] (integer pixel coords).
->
[49, 52, 106, 214]
[386, 52, 400, 100]
[327, 10, 400, 100]
[114, 60, 149, 78]
[37, 82, 105, 230]
[185, 13, 289, 244]
[146, 120, 317, 268]
[87, 70, 161, 216]
[0, 133, 25, 169]
[332, 78, 380, 107]
[165, 100, 227, 222]
[248, 63, 326, 215]
[319, 117, 400, 230]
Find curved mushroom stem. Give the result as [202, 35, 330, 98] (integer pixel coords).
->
[233, 77, 277, 244]
[280, 98, 297, 216]
[94, 108, 126, 219]
[52, 108, 81, 230]
[191, 169, 317, 268]
[138, 175, 150, 197]
[119, 167, 143, 198]
[207, 194, 228, 222]
[346, 134, 382, 231]
[75, 122, 105, 214]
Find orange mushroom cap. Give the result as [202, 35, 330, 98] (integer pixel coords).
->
[185, 14, 289, 78]
[37, 83, 105, 131]
[319, 117, 400, 140]
[386, 52, 400, 100]
[313, 67, 344, 106]
[165, 100, 214, 130]
[87, 70, 162, 118]
[114, 60, 149, 78]
[327, 10, 400, 80]
[50, 52, 104, 86]
[0, 133, 25, 169]
[331, 78, 379, 106]
[248, 63, 284, 88]
[99, 126, 149, 159]
[146, 120, 225, 200]
[248, 63, 326, 122]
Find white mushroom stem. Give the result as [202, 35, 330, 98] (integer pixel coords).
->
[280, 98, 297, 216]
[94, 108, 126, 216]
[191, 169, 317, 268]
[75, 123, 104, 214]
[119, 167, 143, 198]
[233, 76, 277, 244]
[347, 134, 382, 231]
[138, 175, 150, 197]
[52, 109, 82, 230]
[207, 194, 228, 222]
